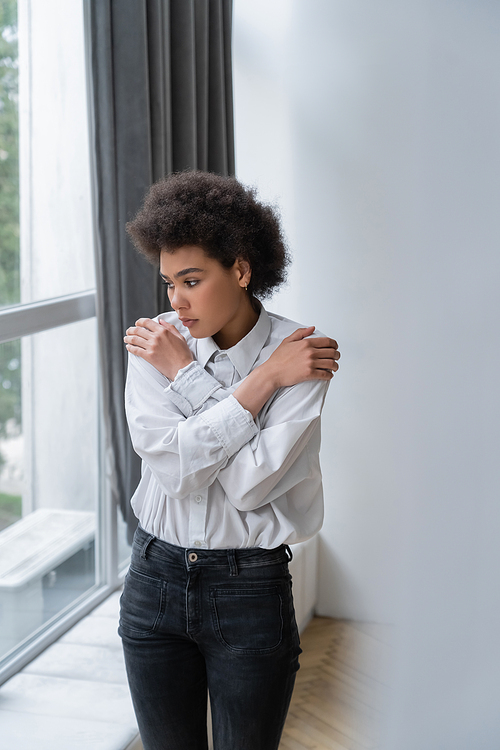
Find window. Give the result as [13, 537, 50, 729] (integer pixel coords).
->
[0, 0, 125, 685]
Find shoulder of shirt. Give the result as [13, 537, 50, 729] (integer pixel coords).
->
[260, 310, 330, 414]
[154, 310, 197, 350]
[265, 309, 327, 340]
[155, 310, 184, 332]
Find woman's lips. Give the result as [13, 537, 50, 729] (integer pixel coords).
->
[179, 318, 197, 328]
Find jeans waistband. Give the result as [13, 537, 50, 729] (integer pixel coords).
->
[133, 525, 292, 576]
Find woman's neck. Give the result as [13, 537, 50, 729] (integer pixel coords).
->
[212, 297, 260, 350]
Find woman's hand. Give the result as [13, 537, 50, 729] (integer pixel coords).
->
[263, 326, 340, 389]
[233, 326, 340, 419]
[124, 318, 193, 381]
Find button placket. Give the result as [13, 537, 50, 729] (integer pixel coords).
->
[188, 489, 208, 549]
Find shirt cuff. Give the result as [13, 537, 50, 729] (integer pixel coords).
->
[166, 361, 221, 417]
[199, 395, 258, 459]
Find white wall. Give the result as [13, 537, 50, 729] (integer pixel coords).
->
[234, 0, 400, 623]
[234, 1, 500, 745]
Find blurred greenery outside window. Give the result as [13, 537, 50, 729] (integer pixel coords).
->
[0, 0, 20, 527]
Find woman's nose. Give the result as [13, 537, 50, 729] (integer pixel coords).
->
[170, 287, 187, 311]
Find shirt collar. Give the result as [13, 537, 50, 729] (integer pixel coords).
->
[196, 306, 271, 378]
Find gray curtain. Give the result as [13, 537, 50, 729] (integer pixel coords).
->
[87, 0, 234, 542]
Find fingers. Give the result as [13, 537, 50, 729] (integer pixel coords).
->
[124, 328, 148, 348]
[289, 329, 339, 354]
[276, 328, 341, 384]
[297, 340, 340, 367]
[124, 319, 157, 341]
[287, 326, 315, 341]
[134, 317, 162, 333]
[311, 346, 340, 359]
[308, 336, 339, 351]
[125, 318, 184, 342]
[316, 359, 339, 372]
[132, 317, 183, 336]
[125, 326, 146, 338]
[308, 345, 341, 375]
[302, 340, 341, 370]
[159, 318, 185, 340]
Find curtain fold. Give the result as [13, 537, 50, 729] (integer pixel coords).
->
[87, 0, 234, 542]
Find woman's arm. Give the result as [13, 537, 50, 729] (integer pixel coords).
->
[123, 320, 339, 395]
[125, 353, 258, 499]
[124, 321, 339, 503]
[232, 326, 338, 418]
[215, 376, 329, 511]
[126, 352, 329, 508]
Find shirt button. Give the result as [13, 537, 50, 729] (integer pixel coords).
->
[188, 552, 198, 562]
[195, 495, 202, 503]
[194, 541, 202, 548]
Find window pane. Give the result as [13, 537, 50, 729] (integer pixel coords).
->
[0, 337, 21, 527]
[0, 317, 99, 662]
[18, 0, 94, 305]
[0, 0, 19, 309]
[1, 0, 95, 311]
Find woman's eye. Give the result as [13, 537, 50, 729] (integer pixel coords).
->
[161, 278, 198, 289]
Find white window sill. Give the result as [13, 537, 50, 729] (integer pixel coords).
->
[0, 589, 142, 750]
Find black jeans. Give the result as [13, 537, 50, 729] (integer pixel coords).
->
[119, 527, 302, 750]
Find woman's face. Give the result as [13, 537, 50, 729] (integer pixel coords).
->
[159, 245, 255, 347]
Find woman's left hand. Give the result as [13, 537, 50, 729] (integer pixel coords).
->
[124, 318, 193, 380]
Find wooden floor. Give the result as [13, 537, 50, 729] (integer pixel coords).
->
[279, 617, 392, 750]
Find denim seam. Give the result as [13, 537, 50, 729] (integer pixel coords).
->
[119, 572, 167, 639]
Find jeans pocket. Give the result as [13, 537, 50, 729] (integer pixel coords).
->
[210, 585, 283, 654]
[119, 566, 166, 638]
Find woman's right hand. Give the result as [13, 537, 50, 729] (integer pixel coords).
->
[124, 318, 193, 381]
[263, 326, 340, 389]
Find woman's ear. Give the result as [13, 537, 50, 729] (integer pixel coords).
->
[234, 257, 252, 288]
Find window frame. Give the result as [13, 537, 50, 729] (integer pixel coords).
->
[0, 290, 124, 687]
[0, 0, 125, 687]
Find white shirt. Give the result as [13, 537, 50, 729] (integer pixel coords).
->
[125, 306, 329, 549]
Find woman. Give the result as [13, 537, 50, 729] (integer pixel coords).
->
[120, 171, 340, 750]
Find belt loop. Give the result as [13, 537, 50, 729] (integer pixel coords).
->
[140, 534, 156, 560]
[227, 549, 239, 577]
[284, 544, 293, 563]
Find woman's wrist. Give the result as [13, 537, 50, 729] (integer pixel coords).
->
[258, 359, 282, 391]
[163, 354, 194, 382]
[232, 363, 279, 419]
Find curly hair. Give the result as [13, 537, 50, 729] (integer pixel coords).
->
[126, 171, 290, 299]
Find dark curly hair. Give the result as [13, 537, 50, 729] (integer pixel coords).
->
[126, 171, 290, 299]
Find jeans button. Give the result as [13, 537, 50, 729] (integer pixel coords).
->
[188, 552, 198, 563]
